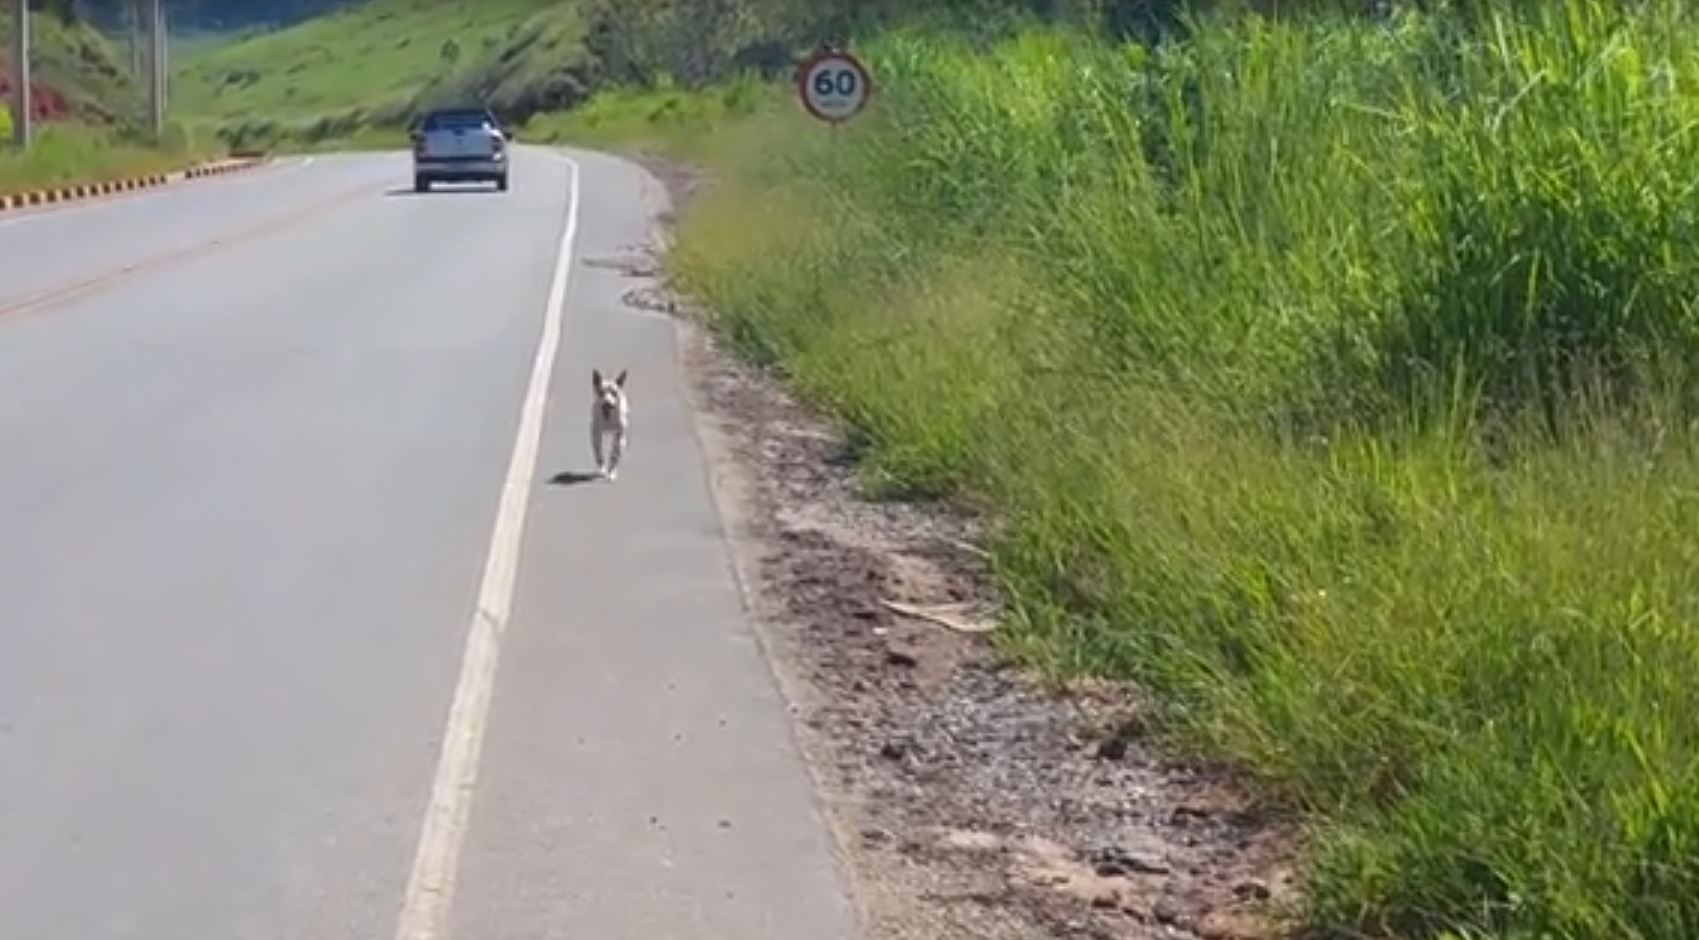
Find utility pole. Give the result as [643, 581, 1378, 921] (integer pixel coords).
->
[135, 0, 152, 119]
[158, 0, 169, 117]
[8, 0, 30, 149]
[129, 0, 143, 80]
[146, 0, 166, 138]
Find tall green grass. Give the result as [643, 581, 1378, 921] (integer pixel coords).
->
[521, 73, 768, 154]
[658, 2, 1699, 936]
[0, 123, 202, 195]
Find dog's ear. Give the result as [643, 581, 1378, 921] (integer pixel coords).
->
[592, 369, 604, 390]
[615, 370, 628, 388]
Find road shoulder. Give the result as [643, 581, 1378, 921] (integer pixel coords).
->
[445, 148, 860, 940]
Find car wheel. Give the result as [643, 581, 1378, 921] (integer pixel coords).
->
[414, 175, 430, 193]
[496, 174, 509, 193]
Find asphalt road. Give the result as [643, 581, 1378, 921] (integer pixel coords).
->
[0, 149, 857, 940]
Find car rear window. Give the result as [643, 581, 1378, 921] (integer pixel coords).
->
[422, 111, 492, 131]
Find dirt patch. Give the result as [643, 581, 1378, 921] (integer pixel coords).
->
[625, 149, 716, 231]
[640, 154, 1302, 940]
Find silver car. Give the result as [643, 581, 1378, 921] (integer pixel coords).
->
[410, 107, 510, 193]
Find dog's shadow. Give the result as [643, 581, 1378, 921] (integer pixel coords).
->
[550, 470, 604, 487]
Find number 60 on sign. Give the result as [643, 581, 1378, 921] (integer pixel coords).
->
[797, 49, 873, 125]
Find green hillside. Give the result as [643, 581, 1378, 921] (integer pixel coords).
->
[1, 7, 144, 125]
[170, 0, 590, 148]
[167, 0, 1109, 150]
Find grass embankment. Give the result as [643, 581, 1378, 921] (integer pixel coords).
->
[614, 3, 1699, 937]
[521, 75, 765, 156]
[1, 10, 204, 195]
[0, 123, 199, 195]
[172, 0, 588, 151]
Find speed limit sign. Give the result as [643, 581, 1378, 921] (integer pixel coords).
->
[797, 48, 873, 125]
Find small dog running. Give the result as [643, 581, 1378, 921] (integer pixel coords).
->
[590, 368, 630, 481]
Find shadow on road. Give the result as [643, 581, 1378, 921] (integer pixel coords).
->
[382, 186, 501, 197]
[549, 470, 604, 487]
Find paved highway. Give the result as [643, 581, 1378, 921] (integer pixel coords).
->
[0, 149, 856, 940]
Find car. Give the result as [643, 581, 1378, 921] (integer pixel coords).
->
[409, 107, 511, 193]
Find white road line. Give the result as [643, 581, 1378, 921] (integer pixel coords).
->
[392, 155, 582, 940]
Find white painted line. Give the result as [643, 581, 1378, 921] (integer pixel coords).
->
[392, 155, 582, 940]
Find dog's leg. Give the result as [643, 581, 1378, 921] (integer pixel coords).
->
[606, 429, 626, 481]
[591, 424, 606, 477]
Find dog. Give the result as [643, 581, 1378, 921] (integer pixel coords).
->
[590, 368, 629, 480]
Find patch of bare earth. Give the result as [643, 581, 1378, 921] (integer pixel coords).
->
[625, 151, 1302, 940]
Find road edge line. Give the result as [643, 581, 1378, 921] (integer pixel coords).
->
[391, 154, 583, 940]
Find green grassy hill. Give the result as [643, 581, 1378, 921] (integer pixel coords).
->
[171, 0, 591, 149]
[166, 0, 1091, 150]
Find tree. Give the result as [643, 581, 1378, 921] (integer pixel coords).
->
[31, 0, 82, 23]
